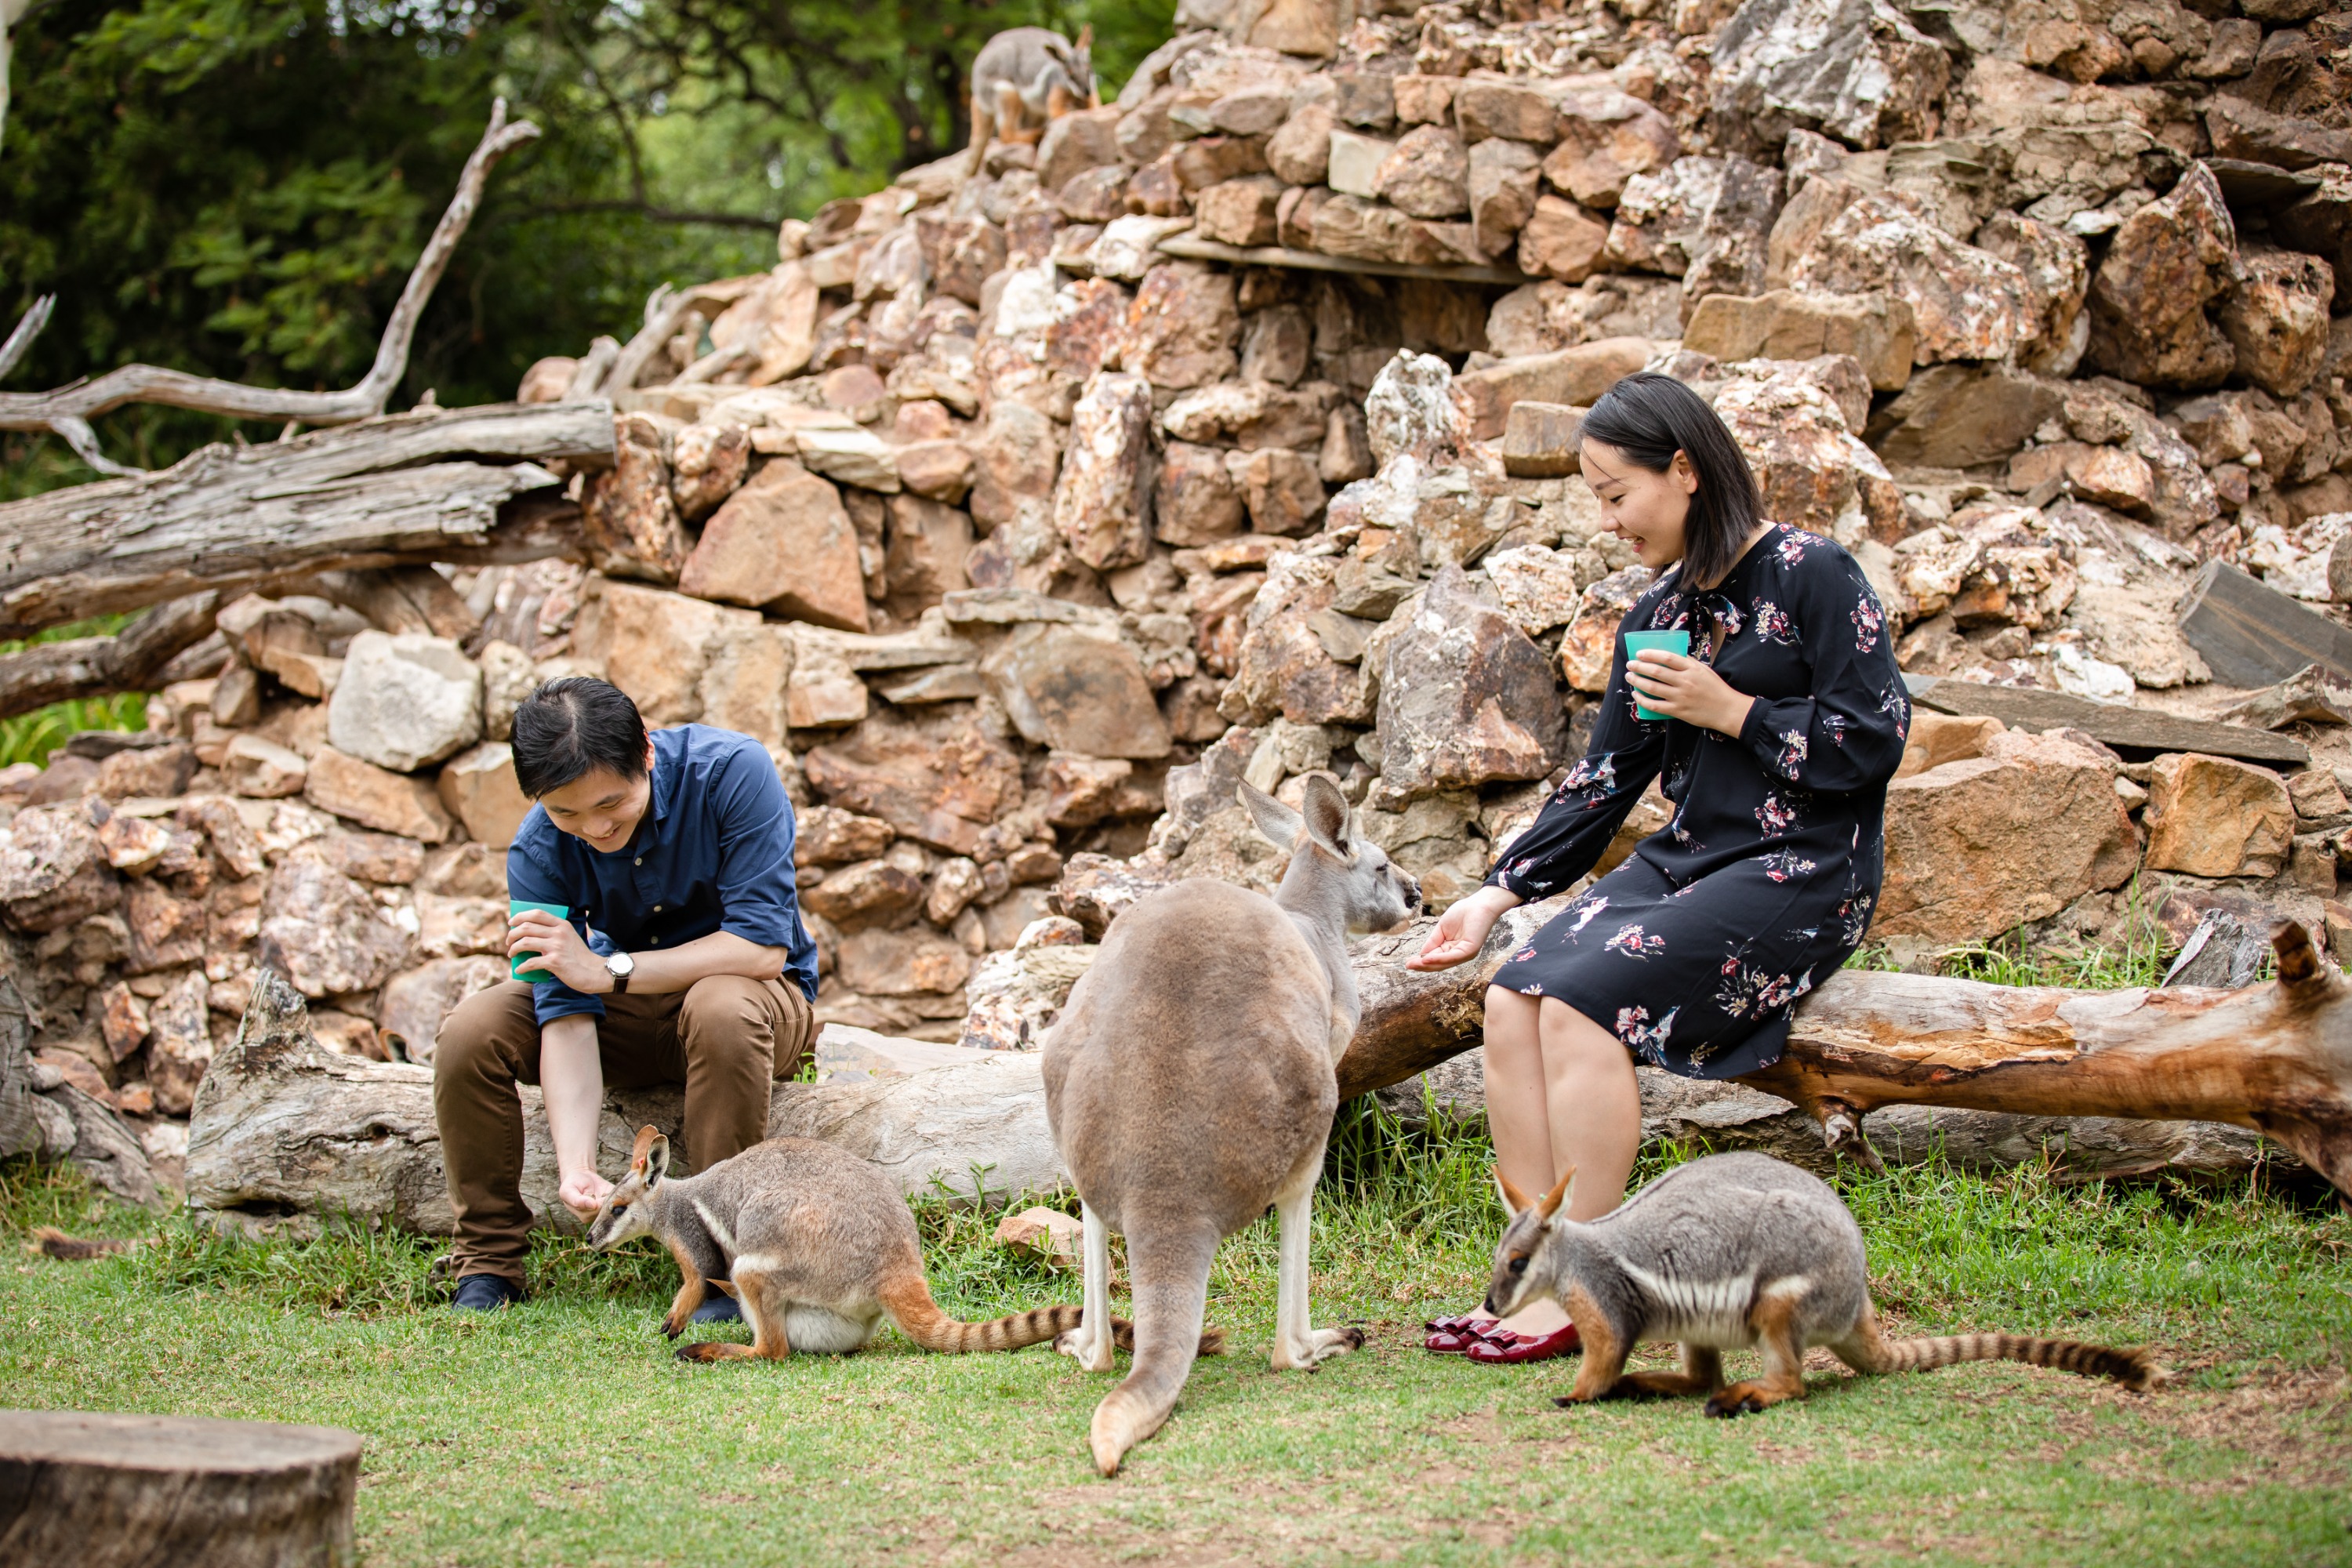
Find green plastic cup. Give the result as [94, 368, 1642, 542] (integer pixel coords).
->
[509, 901, 569, 980]
[1623, 630, 1691, 721]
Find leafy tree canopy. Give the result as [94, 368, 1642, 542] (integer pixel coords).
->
[0, 0, 1171, 492]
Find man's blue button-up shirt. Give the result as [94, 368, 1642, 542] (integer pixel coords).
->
[504, 724, 819, 1025]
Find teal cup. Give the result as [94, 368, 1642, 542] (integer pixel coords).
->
[1623, 630, 1692, 721]
[509, 901, 569, 980]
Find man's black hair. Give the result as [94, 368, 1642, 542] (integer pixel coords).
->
[509, 677, 650, 798]
[1577, 370, 1764, 590]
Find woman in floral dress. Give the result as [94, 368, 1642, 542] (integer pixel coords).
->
[1410, 372, 1911, 1363]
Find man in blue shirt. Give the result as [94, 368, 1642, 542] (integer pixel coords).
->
[433, 677, 818, 1313]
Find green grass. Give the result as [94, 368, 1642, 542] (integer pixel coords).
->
[6, 1111, 2350, 1567]
[0, 614, 148, 768]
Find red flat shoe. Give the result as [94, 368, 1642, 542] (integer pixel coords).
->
[1425, 1312, 1486, 1334]
[1424, 1319, 1501, 1353]
[1463, 1323, 1583, 1364]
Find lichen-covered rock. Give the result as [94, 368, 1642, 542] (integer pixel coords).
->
[1363, 350, 1465, 466]
[1892, 506, 2078, 630]
[1972, 211, 2090, 376]
[0, 805, 119, 935]
[1375, 567, 1568, 799]
[259, 855, 416, 999]
[1560, 565, 1654, 692]
[1482, 546, 1585, 636]
[1223, 552, 1372, 727]
[1715, 358, 1903, 539]
[1606, 155, 1785, 307]
[1052, 372, 1156, 571]
[1710, 0, 1950, 151]
[670, 420, 751, 521]
[1122, 263, 1240, 389]
[2085, 163, 2241, 392]
[1790, 194, 2040, 365]
[583, 412, 691, 583]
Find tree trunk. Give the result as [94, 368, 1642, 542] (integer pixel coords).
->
[0, 593, 219, 722]
[0, 403, 608, 638]
[0, 1409, 361, 1568]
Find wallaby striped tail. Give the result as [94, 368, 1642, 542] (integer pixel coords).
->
[1843, 1306, 2164, 1392]
[26, 1227, 140, 1261]
[880, 1277, 1224, 1356]
[1088, 1221, 1219, 1477]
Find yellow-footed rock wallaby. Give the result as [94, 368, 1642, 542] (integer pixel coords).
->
[1488, 1150, 2166, 1417]
[965, 25, 1096, 179]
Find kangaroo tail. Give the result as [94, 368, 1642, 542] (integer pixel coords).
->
[1841, 1303, 2163, 1391]
[880, 1276, 1225, 1356]
[26, 1227, 140, 1261]
[1089, 1220, 1218, 1478]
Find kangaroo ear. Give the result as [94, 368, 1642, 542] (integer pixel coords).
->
[1494, 1166, 1533, 1218]
[1298, 772, 1352, 861]
[644, 1134, 671, 1187]
[629, 1123, 660, 1174]
[1238, 779, 1302, 851]
[1537, 1167, 1576, 1221]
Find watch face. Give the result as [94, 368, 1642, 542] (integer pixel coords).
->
[608, 951, 635, 975]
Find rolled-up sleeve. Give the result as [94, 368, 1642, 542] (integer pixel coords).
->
[506, 838, 610, 1026]
[710, 748, 808, 959]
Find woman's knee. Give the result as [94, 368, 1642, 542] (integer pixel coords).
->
[1536, 1000, 1634, 1075]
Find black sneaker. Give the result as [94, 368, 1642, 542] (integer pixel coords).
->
[452, 1273, 525, 1312]
[690, 1290, 742, 1324]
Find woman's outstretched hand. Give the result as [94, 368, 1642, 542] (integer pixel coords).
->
[1408, 885, 1523, 971]
[1626, 649, 1755, 737]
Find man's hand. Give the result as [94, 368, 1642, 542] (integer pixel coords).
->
[1626, 649, 1755, 738]
[1408, 886, 1522, 972]
[560, 1167, 614, 1220]
[509, 909, 610, 993]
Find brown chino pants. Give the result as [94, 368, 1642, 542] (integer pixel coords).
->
[433, 975, 815, 1282]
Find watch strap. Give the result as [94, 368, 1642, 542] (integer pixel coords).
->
[608, 954, 631, 995]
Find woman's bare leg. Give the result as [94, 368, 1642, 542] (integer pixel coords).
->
[1480, 987, 1569, 1335]
[1536, 997, 1642, 1222]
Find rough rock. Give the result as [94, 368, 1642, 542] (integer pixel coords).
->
[1501, 401, 1585, 479]
[1195, 175, 1286, 246]
[146, 969, 214, 1117]
[804, 858, 927, 933]
[1375, 567, 1568, 798]
[1972, 211, 2091, 376]
[378, 956, 507, 1065]
[1877, 731, 2138, 943]
[1892, 507, 2077, 630]
[670, 421, 752, 521]
[1789, 194, 2040, 366]
[1544, 92, 1681, 209]
[1156, 441, 1248, 546]
[569, 579, 792, 746]
[801, 706, 1026, 858]
[794, 805, 896, 867]
[1715, 359, 1901, 539]
[1483, 546, 1585, 636]
[1606, 155, 1784, 307]
[1468, 137, 1542, 256]
[303, 746, 455, 844]
[1265, 103, 1335, 186]
[1053, 372, 1156, 572]
[2085, 164, 2241, 392]
[436, 742, 531, 851]
[994, 1204, 1083, 1266]
[2144, 753, 2295, 878]
[1363, 350, 1465, 466]
[1454, 339, 1653, 442]
[1515, 196, 1611, 282]
[1682, 290, 1916, 392]
[1327, 129, 1396, 200]
[2219, 247, 2336, 398]
[967, 401, 1062, 533]
[583, 412, 691, 583]
[835, 927, 972, 998]
[960, 938, 1098, 1052]
[95, 743, 198, 800]
[2274, 165, 2352, 313]
[1377, 125, 1470, 218]
[1867, 364, 2067, 467]
[324, 632, 482, 774]
[258, 856, 416, 998]
[679, 459, 870, 633]
[1123, 263, 1240, 389]
[222, 735, 307, 798]
[1223, 554, 1370, 727]
[1711, 0, 1951, 151]
[983, 623, 1173, 760]
[1559, 565, 1654, 692]
[1237, 448, 1327, 535]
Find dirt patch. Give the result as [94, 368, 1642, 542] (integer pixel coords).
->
[2078, 1362, 2352, 1494]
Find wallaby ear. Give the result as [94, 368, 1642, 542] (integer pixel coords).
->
[1237, 779, 1301, 851]
[1076, 22, 1092, 49]
[1298, 772, 1353, 862]
[629, 1123, 659, 1174]
[1537, 1167, 1576, 1221]
[1494, 1166, 1533, 1218]
[644, 1134, 671, 1188]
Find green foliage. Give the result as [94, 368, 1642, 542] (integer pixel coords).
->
[0, 616, 148, 768]
[1, 0, 1171, 497]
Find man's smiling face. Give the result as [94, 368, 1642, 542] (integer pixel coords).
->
[535, 746, 654, 854]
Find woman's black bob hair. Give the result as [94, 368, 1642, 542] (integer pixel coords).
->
[1577, 371, 1763, 590]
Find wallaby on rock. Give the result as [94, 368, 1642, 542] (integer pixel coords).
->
[1487, 1150, 2166, 1417]
[964, 25, 1096, 180]
[590, 1126, 1221, 1360]
[1044, 774, 1423, 1475]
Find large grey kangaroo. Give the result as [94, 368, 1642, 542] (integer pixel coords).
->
[1043, 774, 1422, 1476]
[1486, 1151, 2165, 1417]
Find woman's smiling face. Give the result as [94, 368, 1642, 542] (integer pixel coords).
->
[1581, 437, 1698, 572]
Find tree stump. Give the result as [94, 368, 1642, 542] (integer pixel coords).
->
[0, 1410, 362, 1568]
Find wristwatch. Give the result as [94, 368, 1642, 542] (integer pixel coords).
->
[604, 950, 636, 995]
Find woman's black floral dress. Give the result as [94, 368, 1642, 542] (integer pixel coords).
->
[1486, 524, 1911, 1080]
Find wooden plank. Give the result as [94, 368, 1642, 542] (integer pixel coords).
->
[2176, 558, 2352, 690]
[1156, 234, 1531, 287]
[1904, 673, 2311, 766]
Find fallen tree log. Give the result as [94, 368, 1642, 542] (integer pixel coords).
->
[0, 593, 219, 723]
[183, 913, 2352, 1231]
[0, 1410, 361, 1568]
[0, 101, 536, 476]
[0, 402, 607, 637]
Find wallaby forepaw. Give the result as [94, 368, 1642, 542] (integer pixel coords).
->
[1702, 1391, 1762, 1418]
[1197, 1327, 1228, 1356]
[675, 1341, 736, 1364]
